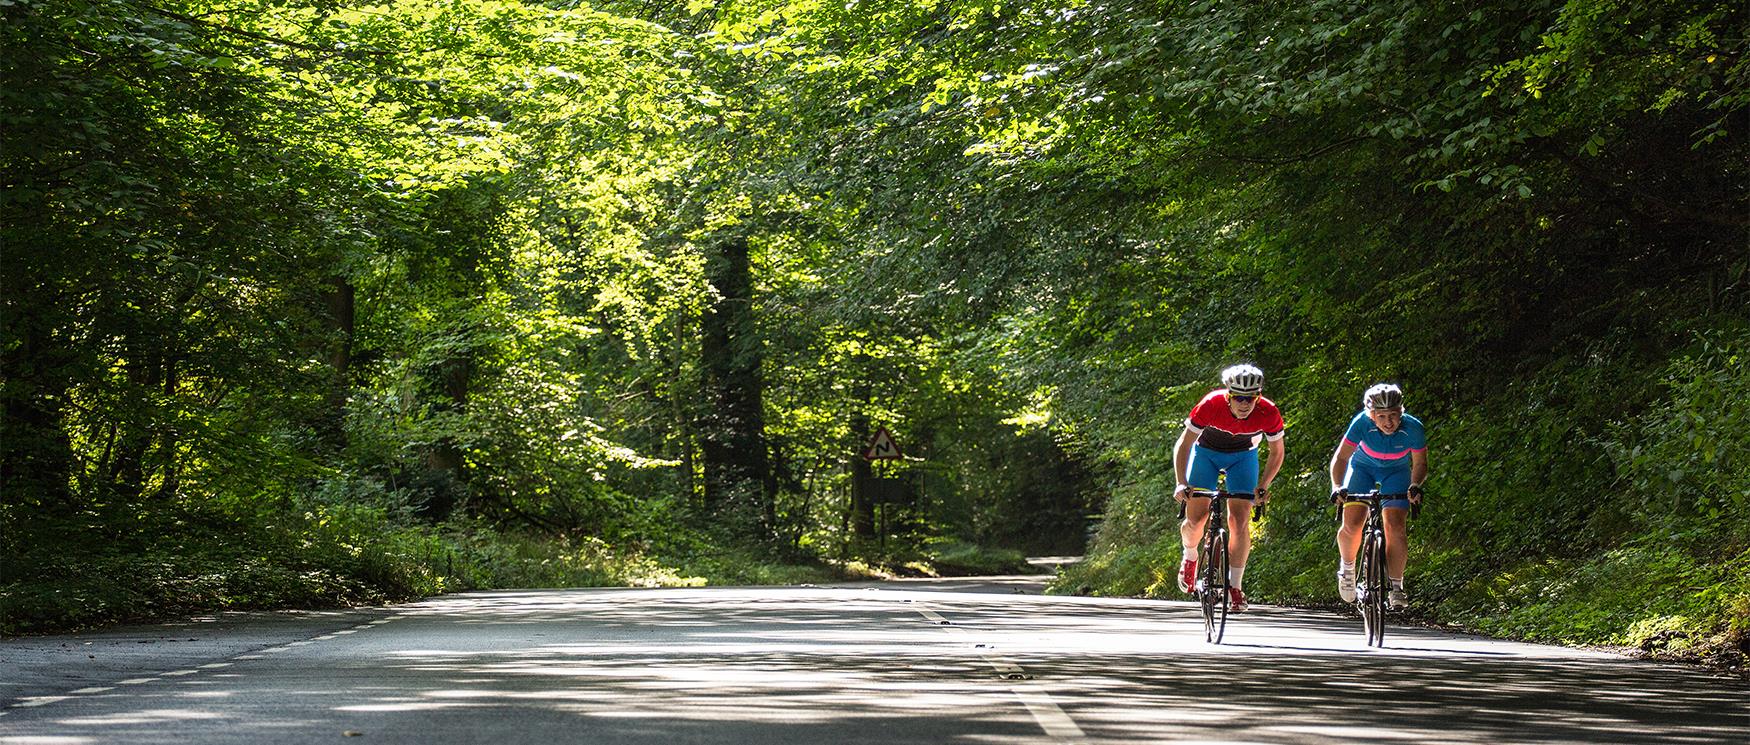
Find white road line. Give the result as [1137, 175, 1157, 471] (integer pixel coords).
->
[162, 669, 199, 677]
[70, 687, 114, 695]
[15, 696, 71, 708]
[234, 654, 264, 660]
[199, 662, 232, 669]
[913, 603, 1085, 743]
[334, 629, 358, 634]
[1014, 684, 1087, 740]
[117, 678, 157, 685]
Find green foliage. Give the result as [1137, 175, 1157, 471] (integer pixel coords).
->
[5, 0, 1743, 669]
[1603, 328, 1750, 538]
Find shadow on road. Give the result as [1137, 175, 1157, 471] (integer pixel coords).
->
[3, 587, 1743, 744]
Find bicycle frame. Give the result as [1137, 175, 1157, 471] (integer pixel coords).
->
[1335, 491, 1408, 647]
[1178, 487, 1262, 644]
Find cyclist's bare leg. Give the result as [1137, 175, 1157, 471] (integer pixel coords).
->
[1179, 496, 1211, 556]
[1225, 497, 1253, 571]
[1336, 503, 1367, 563]
[1383, 507, 1410, 581]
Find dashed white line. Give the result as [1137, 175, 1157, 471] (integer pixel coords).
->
[199, 662, 232, 669]
[162, 669, 199, 677]
[1014, 684, 1087, 740]
[117, 678, 157, 685]
[70, 687, 114, 695]
[912, 602, 1085, 743]
[15, 696, 71, 708]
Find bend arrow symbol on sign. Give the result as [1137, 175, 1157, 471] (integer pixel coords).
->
[862, 427, 903, 460]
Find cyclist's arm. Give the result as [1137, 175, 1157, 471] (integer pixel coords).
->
[1172, 426, 1197, 497]
[1409, 449, 1428, 499]
[1329, 441, 1357, 489]
[1259, 436, 1285, 496]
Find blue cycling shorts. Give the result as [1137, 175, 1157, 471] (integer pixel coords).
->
[1186, 444, 1259, 496]
[1343, 458, 1412, 510]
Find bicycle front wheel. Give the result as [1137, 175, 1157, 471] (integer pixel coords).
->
[1202, 528, 1230, 644]
[1361, 531, 1387, 647]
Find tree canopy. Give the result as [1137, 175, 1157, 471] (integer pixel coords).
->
[3, 0, 1745, 663]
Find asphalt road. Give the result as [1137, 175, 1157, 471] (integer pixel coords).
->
[3, 575, 1745, 744]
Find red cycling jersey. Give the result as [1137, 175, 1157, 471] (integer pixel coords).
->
[1185, 390, 1286, 453]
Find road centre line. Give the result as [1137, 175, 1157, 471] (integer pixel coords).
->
[69, 687, 114, 695]
[912, 603, 1086, 742]
[1015, 684, 1087, 740]
[117, 678, 157, 685]
[15, 696, 71, 708]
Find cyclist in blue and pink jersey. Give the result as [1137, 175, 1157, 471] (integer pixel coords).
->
[1171, 364, 1287, 613]
[1329, 383, 1429, 608]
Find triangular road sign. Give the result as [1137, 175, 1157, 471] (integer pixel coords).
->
[862, 427, 903, 460]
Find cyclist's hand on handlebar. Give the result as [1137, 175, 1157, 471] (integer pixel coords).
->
[1173, 484, 1191, 504]
[1408, 484, 1424, 504]
[1329, 487, 1348, 504]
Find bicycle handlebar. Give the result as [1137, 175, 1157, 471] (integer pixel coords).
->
[1175, 489, 1266, 522]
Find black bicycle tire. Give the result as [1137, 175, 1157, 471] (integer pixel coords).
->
[1359, 529, 1374, 645]
[1199, 500, 1227, 643]
[1364, 529, 1387, 646]
[1199, 523, 1218, 641]
[1211, 529, 1230, 644]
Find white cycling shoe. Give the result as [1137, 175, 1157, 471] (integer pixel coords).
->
[1337, 569, 1357, 603]
[1388, 588, 1409, 609]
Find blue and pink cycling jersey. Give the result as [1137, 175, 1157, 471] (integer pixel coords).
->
[1341, 410, 1426, 508]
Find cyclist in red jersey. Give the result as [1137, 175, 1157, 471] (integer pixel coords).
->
[1171, 364, 1286, 612]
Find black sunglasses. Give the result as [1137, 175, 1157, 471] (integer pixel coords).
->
[1229, 394, 1258, 403]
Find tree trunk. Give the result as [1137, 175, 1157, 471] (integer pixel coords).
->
[697, 235, 772, 534]
[0, 315, 78, 515]
[849, 409, 875, 538]
[418, 352, 471, 520]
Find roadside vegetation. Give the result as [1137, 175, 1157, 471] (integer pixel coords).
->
[3, 0, 1743, 673]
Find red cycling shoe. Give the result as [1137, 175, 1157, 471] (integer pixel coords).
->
[1176, 559, 1197, 594]
[1228, 587, 1248, 612]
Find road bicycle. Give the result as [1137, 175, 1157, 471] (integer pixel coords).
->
[1334, 490, 1417, 647]
[1178, 487, 1264, 644]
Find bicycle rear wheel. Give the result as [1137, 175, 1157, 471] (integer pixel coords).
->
[1361, 531, 1387, 647]
[1201, 527, 1229, 644]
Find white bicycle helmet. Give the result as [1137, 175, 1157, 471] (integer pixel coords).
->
[1220, 364, 1265, 396]
[1363, 383, 1404, 410]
